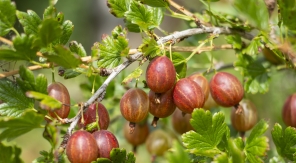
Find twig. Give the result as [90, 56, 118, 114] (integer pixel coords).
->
[165, 44, 233, 53]
[168, 0, 210, 27]
[0, 37, 12, 45]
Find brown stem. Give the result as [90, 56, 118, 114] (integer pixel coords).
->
[240, 131, 245, 141]
[234, 104, 243, 114]
[151, 117, 159, 127]
[132, 145, 137, 154]
[168, 0, 210, 27]
[129, 122, 136, 134]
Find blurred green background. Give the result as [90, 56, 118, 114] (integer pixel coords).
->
[2, 0, 296, 162]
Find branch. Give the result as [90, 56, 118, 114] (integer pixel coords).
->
[168, 0, 210, 27]
[165, 44, 233, 53]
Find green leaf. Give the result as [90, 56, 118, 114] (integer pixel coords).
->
[212, 153, 228, 163]
[107, 0, 130, 18]
[244, 120, 269, 163]
[16, 65, 48, 94]
[165, 141, 191, 163]
[55, 20, 74, 45]
[36, 18, 62, 47]
[95, 148, 135, 163]
[278, 0, 296, 30]
[0, 142, 23, 163]
[233, 0, 269, 30]
[139, 38, 161, 57]
[206, 10, 252, 31]
[43, 45, 81, 69]
[61, 68, 82, 79]
[170, 53, 187, 78]
[43, 124, 58, 148]
[95, 158, 112, 163]
[16, 10, 42, 36]
[69, 41, 87, 57]
[126, 152, 136, 163]
[242, 38, 262, 56]
[13, 34, 39, 60]
[182, 109, 227, 157]
[33, 150, 66, 163]
[124, 19, 140, 33]
[96, 26, 129, 68]
[228, 138, 244, 163]
[0, 79, 34, 117]
[0, 49, 27, 61]
[43, 6, 57, 19]
[271, 123, 296, 161]
[26, 91, 62, 110]
[234, 53, 270, 94]
[122, 68, 143, 85]
[139, 0, 169, 7]
[0, 111, 44, 141]
[0, 0, 16, 36]
[225, 35, 242, 50]
[125, 1, 164, 30]
[110, 148, 127, 162]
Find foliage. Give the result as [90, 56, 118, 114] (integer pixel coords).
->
[0, 0, 296, 162]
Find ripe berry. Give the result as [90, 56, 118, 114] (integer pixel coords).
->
[171, 109, 194, 134]
[120, 88, 149, 133]
[173, 78, 205, 114]
[92, 130, 119, 159]
[146, 129, 171, 156]
[124, 122, 149, 152]
[149, 89, 176, 127]
[66, 131, 98, 163]
[231, 100, 258, 132]
[210, 72, 244, 108]
[78, 102, 110, 132]
[188, 73, 209, 101]
[47, 82, 70, 119]
[146, 56, 176, 93]
[282, 94, 296, 127]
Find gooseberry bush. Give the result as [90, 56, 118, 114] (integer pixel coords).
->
[1, 0, 296, 162]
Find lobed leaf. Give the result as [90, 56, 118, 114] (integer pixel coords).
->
[0, 79, 34, 117]
[43, 45, 81, 69]
[96, 26, 129, 68]
[244, 120, 269, 163]
[13, 34, 39, 61]
[16, 10, 42, 36]
[55, 20, 74, 45]
[69, 41, 87, 57]
[170, 52, 187, 78]
[182, 109, 227, 157]
[125, 1, 164, 31]
[234, 53, 270, 94]
[0, 0, 16, 36]
[139, 0, 169, 7]
[107, 0, 130, 18]
[139, 38, 160, 57]
[0, 142, 23, 163]
[271, 123, 296, 161]
[35, 18, 62, 47]
[16, 65, 48, 94]
[43, 6, 57, 19]
[0, 111, 44, 141]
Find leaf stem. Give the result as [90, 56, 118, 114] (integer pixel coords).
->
[10, 27, 20, 37]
